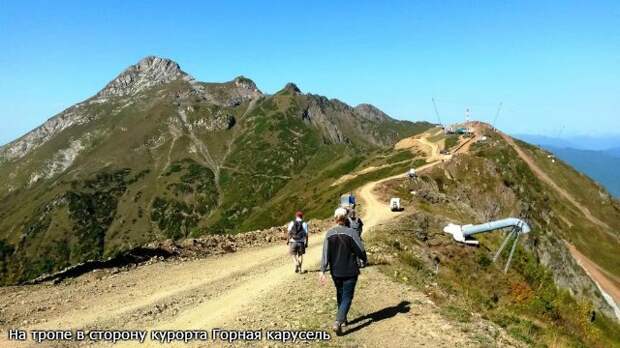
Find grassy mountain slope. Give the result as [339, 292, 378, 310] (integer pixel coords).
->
[544, 146, 620, 197]
[0, 57, 431, 284]
[210, 85, 431, 233]
[514, 141, 620, 282]
[368, 130, 620, 346]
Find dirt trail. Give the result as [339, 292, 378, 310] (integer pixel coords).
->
[416, 136, 441, 160]
[0, 231, 332, 347]
[566, 243, 620, 306]
[333, 128, 450, 191]
[357, 130, 452, 229]
[356, 158, 442, 230]
[499, 132, 620, 308]
[0, 128, 513, 347]
[329, 159, 409, 187]
[331, 129, 443, 188]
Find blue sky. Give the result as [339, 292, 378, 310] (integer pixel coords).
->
[1, 0, 619, 145]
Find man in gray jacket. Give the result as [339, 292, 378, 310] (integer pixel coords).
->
[319, 207, 367, 335]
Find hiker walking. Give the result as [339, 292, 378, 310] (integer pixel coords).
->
[347, 209, 364, 239]
[319, 207, 367, 335]
[287, 211, 309, 273]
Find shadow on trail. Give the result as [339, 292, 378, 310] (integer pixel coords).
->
[343, 301, 411, 336]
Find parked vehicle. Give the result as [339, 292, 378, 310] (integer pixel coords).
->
[340, 193, 356, 209]
[390, 197, 402, 212]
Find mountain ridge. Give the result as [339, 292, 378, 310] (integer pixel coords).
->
[0, 56, 405, 162]
[2, 125, 619, 347]
[95, 56, 192, 98]
[0, 56, 432, 284]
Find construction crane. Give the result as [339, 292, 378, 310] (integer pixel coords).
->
[557, 125, 565, 138]
[492, 102, 503, 129]
[443, 217, 531, 272]
[432, 97, 442, 127]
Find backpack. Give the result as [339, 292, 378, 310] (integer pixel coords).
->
[289, 220, 306, 241]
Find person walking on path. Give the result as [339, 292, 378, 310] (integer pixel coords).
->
[287, 211, 309, 273]
[347, 209, 364, 239]
[319, 207, 367, 335]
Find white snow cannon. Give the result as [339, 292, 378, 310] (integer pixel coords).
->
[443, 218, 531, 272]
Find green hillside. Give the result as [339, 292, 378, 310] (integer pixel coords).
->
[0, 57, 431, 284]
[544, 146, 620, 197]
[368, 130, 620, 347]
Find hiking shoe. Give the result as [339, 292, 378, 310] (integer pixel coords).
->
[332, 321, 343, 336]
[295, 265, 300, 273]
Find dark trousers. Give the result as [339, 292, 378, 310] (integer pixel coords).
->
[332, 275, 358, 323]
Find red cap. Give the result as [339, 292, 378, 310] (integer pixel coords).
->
[295, 211, 304, 218]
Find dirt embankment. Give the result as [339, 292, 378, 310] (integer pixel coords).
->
[565, 243, 620, 304]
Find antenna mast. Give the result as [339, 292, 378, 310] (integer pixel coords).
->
[492, 102, 503, 129]
[432, 97, 442, 126]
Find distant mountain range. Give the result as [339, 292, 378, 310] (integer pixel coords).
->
[606, 146, 620, 158]
[514, 133, 620, 151]
[544, 147, 620, 197]
[514, 134, 620, 197]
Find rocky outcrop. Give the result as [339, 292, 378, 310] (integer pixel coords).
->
[1, 56, 188, 161]
[282, 82, 302, 95]
[354, 103, 393, 122]
[0, 105, 91, 161]
[233, 76, 261, 93]
[533, 234, 616, 319]
[187, 76, 263, 107]
[28, 137, 89, 185]
[96, 56, 191, 98]
[0, 57, 261, 163]
[303, 97, 348, 144]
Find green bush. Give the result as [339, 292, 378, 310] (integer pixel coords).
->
[151, 159, 218, 238]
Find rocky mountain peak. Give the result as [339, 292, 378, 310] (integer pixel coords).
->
[282, 82, 301, 94]
[96, 56, 191, 98]
[233, 76, 260, 92]
[354, 103, 393, 122]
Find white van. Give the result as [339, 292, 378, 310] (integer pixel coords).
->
[390, 198, 402, 212]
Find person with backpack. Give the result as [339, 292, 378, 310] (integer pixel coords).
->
[287, 211, 309, 273]
[347, 209, 364, 239]
[319, 207, 367, 335]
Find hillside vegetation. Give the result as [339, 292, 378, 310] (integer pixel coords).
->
[0, 57, 431, 284]
[544, 146, 620, 197]
[367, 130, 620, 346]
